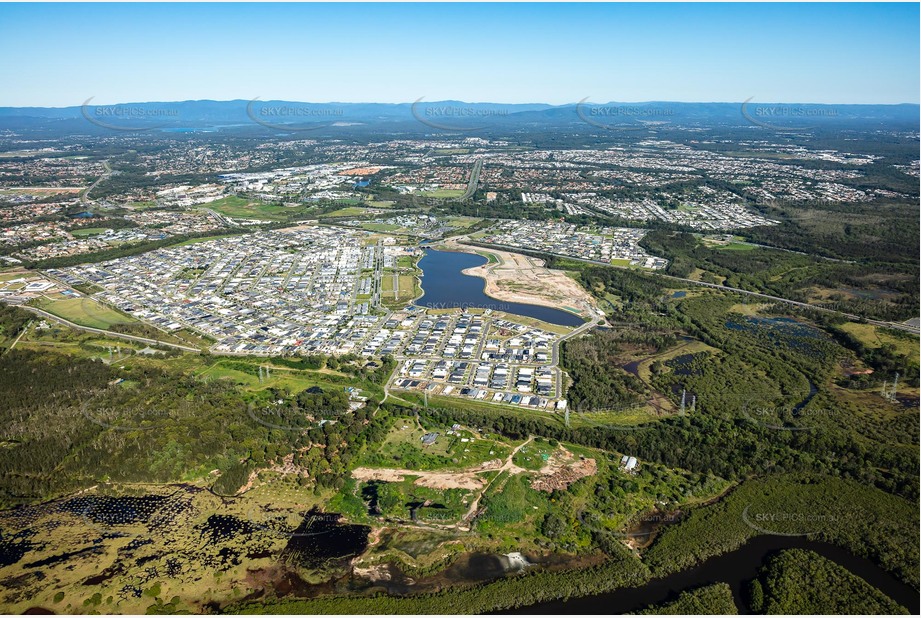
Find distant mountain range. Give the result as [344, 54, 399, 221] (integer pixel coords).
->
[0, 99, 917, 132]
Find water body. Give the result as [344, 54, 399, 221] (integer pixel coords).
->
[416, 250, 584, 327]
[280, 509, 370, 570]
[506, 537, 919, 615]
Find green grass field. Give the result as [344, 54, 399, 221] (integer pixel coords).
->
[33, 297, 137, 330]
[0, 271, 30, 283]
[206, 196, 309, 221]
[396, 255, 417, 269]
[360, 415, 511, 471]
[419, 189, 465, 199]
[197, 360, 370, 396]
[838, 322, 919, 360]
[360, 223, 401, 232]
[318, 206, 372, 218]
[444, 216, 481, 228]
[512, 442, 554, 470]
[69, 227, 108, 237]
[717, 242, 757, 251]
[381, 273, 419, 304]
[125, 200, 157, 210]
[474, 250, 500, 264]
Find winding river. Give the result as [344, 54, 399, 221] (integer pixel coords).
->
[504, 536, 919, 615]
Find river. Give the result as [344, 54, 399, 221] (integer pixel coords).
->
[503, 536, 919, 614]
[415, 249, 584, 327]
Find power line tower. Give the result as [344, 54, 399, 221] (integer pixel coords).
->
[680, 390, 686, 415]
[881, 372, 899, 400]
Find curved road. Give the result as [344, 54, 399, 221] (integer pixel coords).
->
[17, 306, 202, 353]
[80, 160, 112, 206]
[460, 159, 483, 201]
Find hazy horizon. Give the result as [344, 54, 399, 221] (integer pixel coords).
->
[3, 98, 920, 109]
[1, 2, 918, 107]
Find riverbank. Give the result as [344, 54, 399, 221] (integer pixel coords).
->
[229, 474, 919, 615]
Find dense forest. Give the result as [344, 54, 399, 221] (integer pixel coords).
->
[748, 549, 908, 614]
[634, 583, 738, 615]
[0, 304, 31, 349]
[561, 329, 650, 411]
[0, 348, 390, 506]
[643, 475, 919, 588]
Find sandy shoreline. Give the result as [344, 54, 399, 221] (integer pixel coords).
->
[443, 239, 600, 318]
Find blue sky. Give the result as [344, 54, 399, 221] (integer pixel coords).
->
[1, 2, 918, 106]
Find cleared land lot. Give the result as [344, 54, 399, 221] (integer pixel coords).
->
[381, 272, 419, 304]
[33, 297, 136, 330]
[448, 240, 598, 318]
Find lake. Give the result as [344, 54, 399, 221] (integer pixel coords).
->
[416, 249, 584, 327]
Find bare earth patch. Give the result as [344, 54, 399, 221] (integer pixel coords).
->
[351, 467, 487, 491]
[445, 239, 599, 317]
[531, 449, 598, 492]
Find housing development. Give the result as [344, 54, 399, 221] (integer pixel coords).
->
[29, 225, 574, 409]
[0, 50, 918, 618]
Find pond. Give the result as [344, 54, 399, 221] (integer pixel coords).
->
[416, 249, 584, 327]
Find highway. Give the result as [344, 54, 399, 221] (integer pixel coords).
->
[80, 160, 112, 206]
[460, 159, 483, 201]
